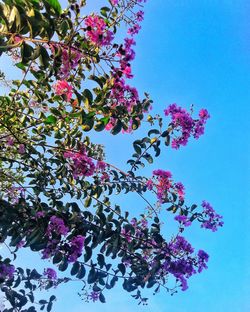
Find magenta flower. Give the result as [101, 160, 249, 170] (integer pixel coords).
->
[164, 104, 210, 149]
[64, 149, 95, 179]
[54, 80, 73, 102]
[85, 15, 114, 46]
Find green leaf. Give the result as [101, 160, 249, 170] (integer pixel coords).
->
[118, 263, 126, 276]
[44, 0, 62, 14]
[39, 46, 50, 68]
[83, 89, 93, 106]
[71, 261, 80, 276]
[84, 246, 92, 262]
[76, 264, 86, 279]
[111, 119, 122, 135]
[148, 129, 160, 137]
[21, 42, 34, 63]
[133, 143, 141, 155]
[143, 153, 153, 164]
[44, 115, 57, 125]
[58, 257, 68, 271]
[87, 267, 96, 284]
[99, 293, 106, 303]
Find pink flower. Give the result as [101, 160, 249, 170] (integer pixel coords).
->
[96, 161, 106, 171]
[146, 179, 153, 190]
[175, 182, 185, 199]
[54, 80, 73, 102]
[85, 15, 114, 46]
[199, 109, 210, 120]
[64, 149, 95, 178]
[122, 65, 133, 78]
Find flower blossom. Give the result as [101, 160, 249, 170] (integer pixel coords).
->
[164, 104, 210, 149]
[64, 149, 95, 179]
[201, 201, 223, 232]
[68, 235, 85, 262]
[44, 268, 57, 280]
[0, 264, 15, 281]
[54, 80, 73, 102]
[46, 216, 69, 237]
[85, 15, 114, 46]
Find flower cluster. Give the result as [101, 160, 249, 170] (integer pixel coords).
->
[44, 268, 57, 280]
[46, 216, 69, 237]
[162, 236, 209, 291]
[85, 15, 114, 46]
[174, 215, 191, 227]
[164, 104, 210, 149]
[197, 250, 209, 273]
[40, 215, 87, 263]
[42, 216, 69, 259]
[0, 263, 15, 282]
[105, 3, 149, 132]
[88, 291, 100, 302]
[68, 235, 85, 262]
[146, 169, 185, 203]
[4, 186, 24, 204]
[60, 47, 82, 79]
[64, 149, 95, 179]
[54, 80, 73, 102]
[201, 201, 224, 232]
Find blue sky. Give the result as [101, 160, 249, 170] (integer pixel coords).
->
[1, 0, 250, 311]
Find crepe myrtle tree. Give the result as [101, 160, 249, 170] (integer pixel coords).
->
[0, 0, 223, 310]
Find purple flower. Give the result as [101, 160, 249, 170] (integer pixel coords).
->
[18, 144, 25, 154]
[197, 250, 209, 273]
[153, 169, 172, 179]
[174, 215, 191, 227]
[140, 219, 148, 228]
[68, 235, 85, 262]
[201, 201, 223, 232]
[175, 182, 185, 199]
[146, 179, 153, 190]
[17, 240, 25, 249]
[44, 268, 57, 280]
[164, 104, 210, 149]
[96, 161, 106, 171]
[64, 149, 95, 179]
[0, 264, 15, 280]
[169, 236, 194, 255]
[36, 211, 45, 218]
[6, 136, 14, 146]
[46, 216, 69, 237]
[41, 240, 59, 259]
[199, 109, 210, 120]
[89, 291, 99, 302]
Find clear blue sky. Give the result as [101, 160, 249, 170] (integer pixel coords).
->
[2, 0, 250, 311]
